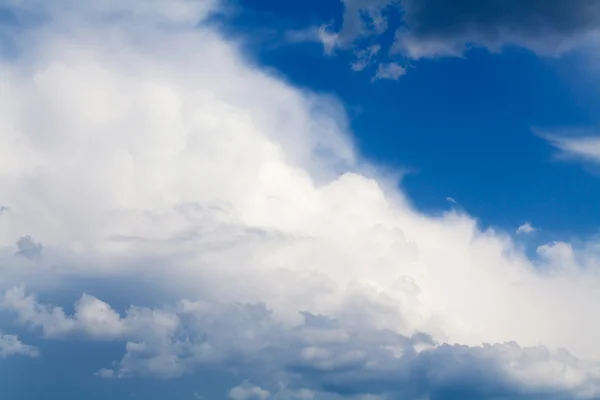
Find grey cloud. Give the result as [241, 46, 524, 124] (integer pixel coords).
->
[338, 0, 395, 44]
[332, 0, 600, 60]
[4, 286, 599, 399]
[396, 0, 600, 58]
[14, 235, 43, 260]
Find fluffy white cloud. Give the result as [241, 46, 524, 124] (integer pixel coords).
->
[0, 332, 39, 359]
[516, 222, 536, 235]
[1, 0, 600, 398]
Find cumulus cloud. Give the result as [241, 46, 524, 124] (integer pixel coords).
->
[0, 332, 39, 358]
[1, 0, 600, 398]
[4, 285, 600, 398]
[516, 222, 536, 235]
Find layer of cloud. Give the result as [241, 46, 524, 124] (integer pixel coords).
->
[1, 0, 600, 398]
[3, 285, 600, 398]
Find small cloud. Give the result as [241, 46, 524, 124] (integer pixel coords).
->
[373, 62, 406, 81]
[516, 222, 536, 235]
[446, 197, 458, 205]
[15, 235, 43, 259]
[284, 24, 340, 55]
[0, 332, 39, 359]
[229, 381, 270, 400]
[0, 206, 8, 215]
[318, 25, 340, 55]
[95, 368, 116, 379]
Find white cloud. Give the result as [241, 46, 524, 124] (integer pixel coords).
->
[373, 62, 406, 81]
[516, 222, 536, 235]
[544, 134, 600, 164]
[0, 332, 39, 358]
[284, 26, 340, 56]
[229, 381, 271, 400]
[1, 0, 600, 397]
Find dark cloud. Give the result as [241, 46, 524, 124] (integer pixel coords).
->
[14, 235, 43, 260]
[396, 0, 600, 57]
[334, 0, 600, 60]
[3, 283, 597, 399]
[296, 342, 582, 399]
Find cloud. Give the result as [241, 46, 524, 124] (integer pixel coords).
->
[335, 0, 394, 46]
[1, 0, 600, 398]
[229, 381, 271, 400]
[4, 285, 600, 398]
[516, 222, 536, 235]
[351, 45, 381, 72]
[544, 134, 600, 164]
[373, 62, 406, 81]
[285, 26, 340, 56]
[14, 235, 43, 259]
[321, 0, 600, 63]
[395, 0, 600, 59]
[0, 332, 39, 358]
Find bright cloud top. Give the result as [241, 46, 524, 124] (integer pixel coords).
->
[1, 0, 600, 398]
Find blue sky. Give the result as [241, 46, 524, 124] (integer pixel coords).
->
[3, 0, 600, 399]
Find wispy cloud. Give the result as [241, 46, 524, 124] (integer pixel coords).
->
[544, 134, 600, 164]
[351, 44, 381, 71]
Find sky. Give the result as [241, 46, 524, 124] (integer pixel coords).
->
[2, 0, 600, 399]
